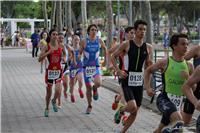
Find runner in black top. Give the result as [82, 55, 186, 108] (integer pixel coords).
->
[111, 20, 153, 133]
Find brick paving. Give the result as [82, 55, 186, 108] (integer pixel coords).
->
[1, 49, 194, 133]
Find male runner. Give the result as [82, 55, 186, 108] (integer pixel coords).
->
[111, 20, 153, 132]
[144, 33, 194, 133]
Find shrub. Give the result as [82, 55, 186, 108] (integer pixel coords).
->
[4, 36, 12, 46]
[102, 68, 112, 76]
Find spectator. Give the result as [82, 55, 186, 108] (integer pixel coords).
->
[162, 28, 170, 57]
[40, 27, 48, 39]
[74, 22, 83, 40]
[31, 30, 40, 58]
[163, 28, 170, 49]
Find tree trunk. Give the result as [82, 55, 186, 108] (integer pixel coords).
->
[81, 0, 87, 36]
[42, 0, 48, 29]
[177, 16, 184, 33]
[106, 1, 113, 49]
[51, 1, 56, 29]
[71, 9, 77, 29]
[67, 0, 72, 29]
[57, 1, 62, 32]
[64, 1, 68, 27]
[106, 1, 113, 68]
[141, 1, 153, 44]
[132, 3, 136, 24]
[129, 0, 133, 26]
[168, 13, 173, 36]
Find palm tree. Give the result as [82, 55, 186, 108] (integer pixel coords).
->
[67, 0, 72, 29]
[42, 0, 48, 29]
[50, 1, 56, 29]
[141, 1, 153, 44]
[57, 1, 62, 32]
[129, 0, 133, 26]
[81, 0, 87, 36]
[106, 0, 113, 49]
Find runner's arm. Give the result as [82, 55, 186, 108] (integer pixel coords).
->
[38, 45, 50, 62]
[99, 39, 108, 66]
[61, 44, 67, 63]
[111, 41, 127, 72]
[78, 39, 85, 61]
[144, 43, 153, 69]
[144, 59, 167, 96]
[187, 62, 196, 90]
[184, 45, 198, 60]
[182, 66, 200, 110]
[108, 44, 120, 54]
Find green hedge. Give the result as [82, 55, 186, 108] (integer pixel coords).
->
[102, 68, 113, 76]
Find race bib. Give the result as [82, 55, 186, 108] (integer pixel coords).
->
[167, 93, 183, 110]
[48, 70, 61, 80]
[70, 69, 77, 78]
[85, 66, 96, 77]
[128, 72, 143, 86]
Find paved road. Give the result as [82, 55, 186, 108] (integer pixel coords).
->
[1, 49, 194, 133]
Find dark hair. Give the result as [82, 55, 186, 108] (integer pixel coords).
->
[125, 26, 134, 33]
[46, 29, 57, 43]
[87, 24, 98, 35]
[134, 20, 147, 30]
[58, 32, 64, 36]
[170, 33, 189, 50]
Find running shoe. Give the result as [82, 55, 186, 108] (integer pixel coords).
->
[51, 99, 58, 112]
[161, 121, 184, 133]
[57, 105, 62, 109]
[92, 86, 99, 100]
[44, 109, 49, 117]
[79, 89, 84, 98]
[112, 95, 119, 110]
[122, 115, 128, 126]
[114, 105, 124, 124]
[86, 105, 92, 114]
[171, 121, 183, 133]
[71, 95, 75, 103]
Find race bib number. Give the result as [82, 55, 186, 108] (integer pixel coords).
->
[128, 72, 143, 86]
[167, 93, 183, 110]
[85, 66, 96, 77]
[48, 70, 61, 80]
[70, 69, 77, 77]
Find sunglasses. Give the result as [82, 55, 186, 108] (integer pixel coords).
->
[129, 32, 134, 34]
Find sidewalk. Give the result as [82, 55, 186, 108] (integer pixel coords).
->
[1, 49, 195, 133]
[101, 75, 197, 132]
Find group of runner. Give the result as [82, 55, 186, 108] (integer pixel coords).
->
[38, 20, 200, 133]
[38, 24, 107, 117]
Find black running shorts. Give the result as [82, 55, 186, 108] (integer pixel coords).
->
[156, 92, 178, 125]
[121, 79, 143, 107]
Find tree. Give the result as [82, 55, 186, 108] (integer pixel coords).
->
[50, 1, 56, 29]
[141, 1, 153, 43]
[42, 0, 48, 29]
[106, 0, 113, 49]
[57, 1, 62, 32]
[81, 0, 87, 36]
[128, 0, 133, 26]
[67, 0, 72, 29]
